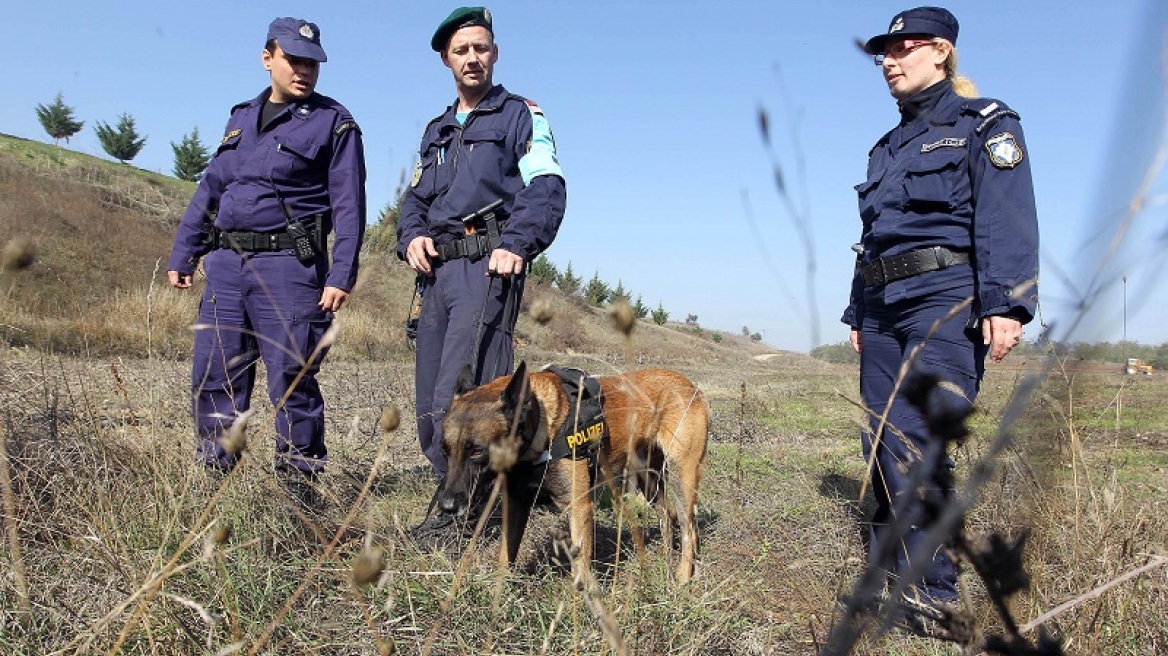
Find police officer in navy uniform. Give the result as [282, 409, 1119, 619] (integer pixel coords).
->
[397, 7, 566, 482]
[167, 18, 366, 476]
[843, 7, 1039, 617]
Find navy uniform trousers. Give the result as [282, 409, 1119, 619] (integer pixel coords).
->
[193, 248, 333, 473]
[859, 281, 986, 603]
[414, 255, 523, 477]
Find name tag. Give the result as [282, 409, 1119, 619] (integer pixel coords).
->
[921, 137, 967, 153]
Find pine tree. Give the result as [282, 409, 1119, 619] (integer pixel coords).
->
[651, 302, 670, 326]
[633, 295, 649, 319]
[555, 261, 582, 296]
[171, 127, 210, 181]
[585, 271, 611, 306]
[34, 93, 84, 146]
[529, 254, 559, 286]
[611, 279, 630, 304]
[95, 113, 147, 163]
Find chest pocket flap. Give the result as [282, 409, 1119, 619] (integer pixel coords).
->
[854, 171, 884, 225]
[903, 148, 966, 208]
[463, 128, 507, 144]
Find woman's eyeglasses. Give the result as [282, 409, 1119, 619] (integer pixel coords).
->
[873, 39, 936, 65]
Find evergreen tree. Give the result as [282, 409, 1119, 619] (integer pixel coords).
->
[529, 254, 559, 286]
[95, 113, 147, 163]
[611, 279, 630, 304]
[584, 271, 611, 306]
[34, 93, 84, 146]
[171, 127, 211, 181]
[652, 302, 669, 326]
[555, 261, 582, 296]
[633, 295, 649, 319]
[364, 199, 400, 253]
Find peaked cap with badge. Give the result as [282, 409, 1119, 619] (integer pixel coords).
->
[431, 6, 493, 51]
[863, 6, 958, 54]
[268, 17, 328, 62]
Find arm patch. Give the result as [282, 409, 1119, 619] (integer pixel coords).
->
[334, 120, 361, 137]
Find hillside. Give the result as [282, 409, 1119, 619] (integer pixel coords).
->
[0, 131, 795, 368]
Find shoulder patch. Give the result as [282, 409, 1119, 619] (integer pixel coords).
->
[221, 129, 242, 144]
[334, 120, 360, 137]
[985, 131, 1024, 169]
[524, 98, 544, 115]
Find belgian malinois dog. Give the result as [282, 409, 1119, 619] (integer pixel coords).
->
[436, 361, 709, 585]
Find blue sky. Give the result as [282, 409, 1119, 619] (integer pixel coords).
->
[6, 0, 1167, 352]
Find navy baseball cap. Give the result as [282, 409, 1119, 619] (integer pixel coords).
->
[267, 17, 327, 62]
[431, 6, 493, 51]
[864, 7, 958, 55]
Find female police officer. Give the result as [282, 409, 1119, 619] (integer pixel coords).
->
[842, 6, 1039, 617]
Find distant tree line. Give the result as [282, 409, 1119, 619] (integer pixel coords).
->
[810, 338, 1168, 368]
[34, 93, 210, 181]
[527, 254, 674, 326]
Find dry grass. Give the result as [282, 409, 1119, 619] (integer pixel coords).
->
[1, 337, 1165, 655]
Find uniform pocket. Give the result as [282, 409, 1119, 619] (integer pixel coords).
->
[462, 128, 509, 172]
[902, 149, 965, 211]
[275, 139, 324, 179]
[854, 173, 884, 225]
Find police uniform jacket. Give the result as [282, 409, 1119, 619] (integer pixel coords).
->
[396, 84, 566, 263]
[167, 88, 367, 290]
[842, 80, 1038, 328]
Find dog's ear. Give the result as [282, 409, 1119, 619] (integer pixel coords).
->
[502, 361, 528, 410]
[454, 364, 476, 396]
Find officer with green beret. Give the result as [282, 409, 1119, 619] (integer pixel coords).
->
[398, 7, 567, 531]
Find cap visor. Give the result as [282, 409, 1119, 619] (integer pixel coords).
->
[279, 40, 327, 62]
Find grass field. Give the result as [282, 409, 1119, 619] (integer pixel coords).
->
[2, 133, 1167, 655]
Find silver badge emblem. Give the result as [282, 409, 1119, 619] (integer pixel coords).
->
[299, 24, 314, 40]
[985, 132, 1024, 169]
[483, 8, 491, 23]
[890, 17, 905, 33]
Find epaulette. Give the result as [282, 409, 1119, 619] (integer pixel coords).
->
[229, 100, 251, 115]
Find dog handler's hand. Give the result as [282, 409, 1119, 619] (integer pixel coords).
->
[850, 329, 862, 354]
[488, 248, 525, 277]
[168, 270, 193, 289]
[319, 286, 350, 312]
[406, 236, 438, 275]
[983, 314, 1023, 362]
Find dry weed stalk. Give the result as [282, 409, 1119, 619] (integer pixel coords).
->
[1, 412, 32, 627]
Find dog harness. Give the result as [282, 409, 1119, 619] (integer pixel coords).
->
[543, 365, 608, 462]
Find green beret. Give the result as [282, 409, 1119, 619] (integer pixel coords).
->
[431, 6, 493, 51]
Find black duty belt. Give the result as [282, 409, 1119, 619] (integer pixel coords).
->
[860, 246, 969, 287]
[214, 230, 301, 252]
[435, 233, 493, 262]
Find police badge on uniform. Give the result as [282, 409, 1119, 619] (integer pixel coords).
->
[410, 160, 423, 188]
[299, 24, 315, 40]
[985, 131, 1024, 169]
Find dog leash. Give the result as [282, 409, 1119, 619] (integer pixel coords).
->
[467, 272, 521, 383]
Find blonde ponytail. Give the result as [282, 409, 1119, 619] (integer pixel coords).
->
[937, 39, 978, 97]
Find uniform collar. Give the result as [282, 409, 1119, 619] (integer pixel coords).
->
[899, 79, 952, 124]
[439, 84, 509, 128]
[250, 88, 322, 119]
